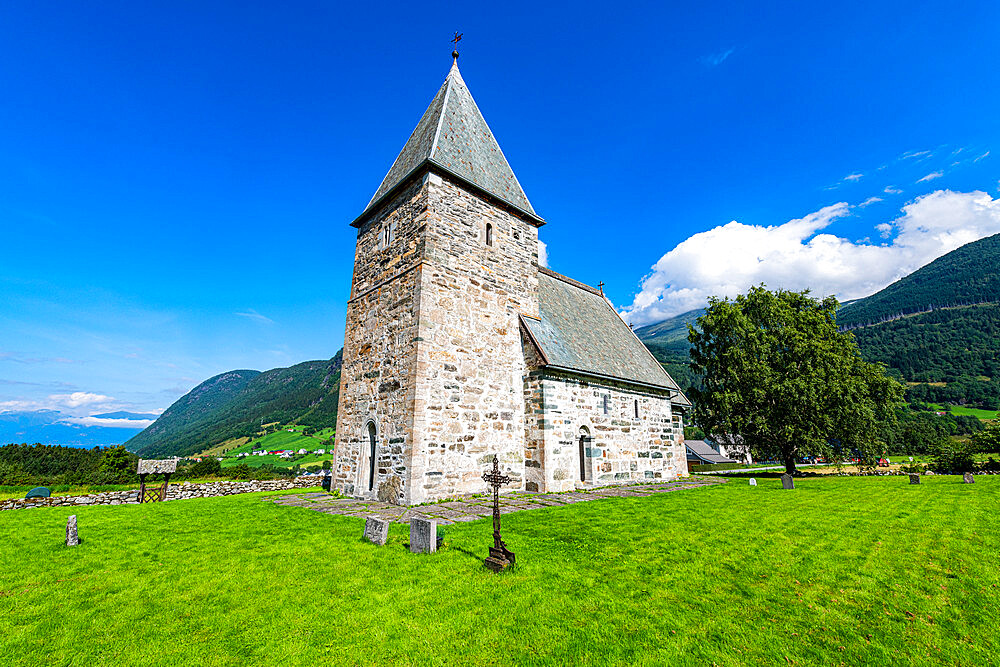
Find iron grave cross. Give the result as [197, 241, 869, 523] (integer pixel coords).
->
[482, 455, 516, 571]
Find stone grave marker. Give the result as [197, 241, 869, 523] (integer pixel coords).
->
[963, 472, 975, 484]
[749, 478, 757, 487]
[410, 517, 437, 554]
[66, 515, 79, 547]
[780, 474, 795, 490]
[363, 517, 389, 545]
[909, 474, 920, 485]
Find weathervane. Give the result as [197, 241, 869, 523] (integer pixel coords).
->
[452, 31, 463, 60]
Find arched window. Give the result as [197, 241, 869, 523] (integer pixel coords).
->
[367, 422, 377, 491]
[485, 223, 493, 247]
[578, 426, 591, 482]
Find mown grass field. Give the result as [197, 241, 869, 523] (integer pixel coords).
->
[1, 477, 998, 665]
[207, 425, 335, 469]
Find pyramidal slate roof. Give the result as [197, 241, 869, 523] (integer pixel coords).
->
[522, 268, 690, 404]
[361, 60, 540, 223]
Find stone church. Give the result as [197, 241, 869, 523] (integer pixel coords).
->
[333, 57, 690, 505]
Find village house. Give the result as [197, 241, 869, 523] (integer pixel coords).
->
[332, 55, 690, 505]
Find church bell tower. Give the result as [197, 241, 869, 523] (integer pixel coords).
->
[333, 55, 544, 505]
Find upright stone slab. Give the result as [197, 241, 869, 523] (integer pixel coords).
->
[363, 517, 389, 545]
[909, 474, 920, 485]
[963, 472, 975, 484]
[66, 515, 79, 547]
[780, 474, 794, 490]
[409, 517, 437, 554]
[749, 478, 757, 487]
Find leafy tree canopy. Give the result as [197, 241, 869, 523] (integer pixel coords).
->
[688, 286, 904, 474]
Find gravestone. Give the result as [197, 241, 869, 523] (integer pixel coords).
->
[749, 478, 757, 487]
[66, 515, 79, 547]
[780, 474, 795, 490]
[321, 474, 332, 492]
[909, 474, 920, 485]
[963, 472, 975, 484]
[410, 517, 437, 554]
[363, 517, 389, 545]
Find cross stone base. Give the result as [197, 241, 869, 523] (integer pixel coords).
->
[484, 546, 516, 572]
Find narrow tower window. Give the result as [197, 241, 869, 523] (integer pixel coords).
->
[367, 422, 377, 492]
[634, 399, 639, 418]
[602, 394, 610, 415]
[485, 223, 493, 246]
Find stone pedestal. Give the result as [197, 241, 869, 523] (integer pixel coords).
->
[66, 515, 79, 547]
[484, 545, 515, 572]
[780, 474, 794, 490]
[963, 472, 975, 484]
[363, 517, 389, 545]
[409, 517, 437, 554]
[909, 474, 920, 485]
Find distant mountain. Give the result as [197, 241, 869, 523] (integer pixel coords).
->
[633, 308, 704, 355]
[0, 410, 146, 447]
[126, 352, 342, 459]
[92, 411, 161, 420]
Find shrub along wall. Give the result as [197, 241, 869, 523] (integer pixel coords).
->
[0, 476, 322, 512]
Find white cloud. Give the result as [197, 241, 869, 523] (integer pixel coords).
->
[843, 173, 864, 182]
[902, 150, 933, 160]
[859, 196, 883, 207]
[975, 150, 990, 162]
[49, 392, 114, 408]
[621, 190, 1000, 325]
[235, 309, 274, 324]
[918, 171, 944, 182]
[538, 240, 548, 268]
[884, 186, 903, 194]
[62, 416, 154, 429]
[700, 48, 734, 67]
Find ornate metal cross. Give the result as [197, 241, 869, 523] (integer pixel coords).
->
[451, 31, 463, 48]
[482, 455, 516, 570]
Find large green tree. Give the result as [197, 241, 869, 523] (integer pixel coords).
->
[689, 286, 904, 474]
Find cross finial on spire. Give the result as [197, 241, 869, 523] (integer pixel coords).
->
[598, 281, 605, 296]
[451, 31, 463, 61]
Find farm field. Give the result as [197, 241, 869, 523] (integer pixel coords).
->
[202, 425, 335, 469]
[2, 476, 998, 665]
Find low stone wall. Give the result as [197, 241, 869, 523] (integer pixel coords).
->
[0, 477, 322, 512]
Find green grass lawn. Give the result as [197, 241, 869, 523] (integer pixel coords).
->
[214, 426, 334, 469]
[2, 477, 998, 665]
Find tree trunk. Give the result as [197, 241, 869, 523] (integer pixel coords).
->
[784, 457, 797, 475]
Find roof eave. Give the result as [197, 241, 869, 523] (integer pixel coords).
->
[351, 161, 546, 230]
[540, 363, 685, 399]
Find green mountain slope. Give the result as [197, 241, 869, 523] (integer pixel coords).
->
[837, 233, 1000, 327]
[633, 308, 704, 354]
[127, 351, 342, 458]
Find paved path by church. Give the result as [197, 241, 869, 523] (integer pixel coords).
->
[263, 476, 726, 525]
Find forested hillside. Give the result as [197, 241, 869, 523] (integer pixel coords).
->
[127, 351, 342, 459]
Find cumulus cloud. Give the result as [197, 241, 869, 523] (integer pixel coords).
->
[918, 171, 944, 182]
[538, 240, 548, 268]
[49, 392, 114, 409]
[621, 189, 1000, 325]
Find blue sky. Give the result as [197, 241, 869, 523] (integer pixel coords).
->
[2, 1, 999, 437]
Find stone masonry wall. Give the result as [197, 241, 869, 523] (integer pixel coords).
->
[0, 476, 320, 512]
[529, 371, 687, 493]
[406, 172, 541, 503]
[333, 177, 429, 503]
